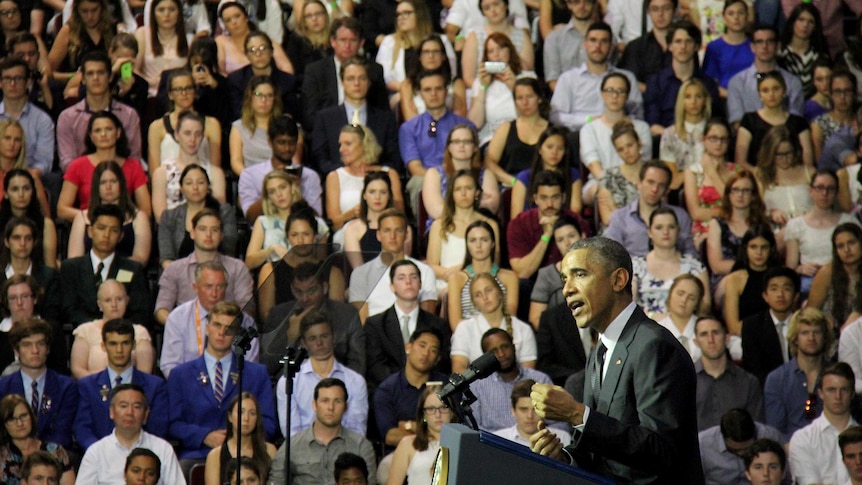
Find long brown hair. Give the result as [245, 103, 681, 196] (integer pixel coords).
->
[224, 392, 272, 482]
[241, 76, 282, 132]
[0, 394, 36, 443]
[482, 32, 521, 75]
[88, 160, 137, 223]
[830, 223, 862, 326]
[148, 0, 188, 57]
[68, 0, 115, 66]
[440, 170, 480, 240]
[442, 124, 481, 180]
[756, 126, 801, 189]
[413, 385, 457, 451]
[718, 169, 769, 225]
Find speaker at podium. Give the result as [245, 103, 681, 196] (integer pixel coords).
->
[433, 424, 613, 485]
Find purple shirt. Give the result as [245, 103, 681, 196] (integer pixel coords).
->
[57, 99, 142, 172]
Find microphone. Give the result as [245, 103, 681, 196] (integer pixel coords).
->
[232, 322, 259, 354]
[437, 351, 501, 402]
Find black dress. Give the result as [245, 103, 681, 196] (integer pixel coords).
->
[738, 267, 769, 322]
[740, 112, 810, 167]
[500, 120, 538, 175]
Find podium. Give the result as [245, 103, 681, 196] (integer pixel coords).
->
[434, 424, 613, 485]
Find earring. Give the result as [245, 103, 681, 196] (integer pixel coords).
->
[423, 417, 427, 423]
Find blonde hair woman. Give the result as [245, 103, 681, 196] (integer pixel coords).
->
[659, 79, 712, 189]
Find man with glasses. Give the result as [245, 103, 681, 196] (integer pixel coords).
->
[7, 33, 59, 119]
[698, 408, 784, 485]
[301, 17, 386, 131]
[166, 301, 277, 462]
[644, 20, 721, 135]
[311, 55, 400, 175]
[399, 70, 473, 215]
[0, 57, 54, 176]
[57, 51, 142, 172]
[727, 25, 804, 128]
[276, 311, 368, 437]
[550, 21, 642, 132]
[261, 261, 365, 378]
[617, 0, 673, 93]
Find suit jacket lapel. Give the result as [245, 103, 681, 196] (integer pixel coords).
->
[327, 58, 338, 104]
[193, 358, 220, 407]
[596, 309, 644, 414]
[385, 308, 407, 363]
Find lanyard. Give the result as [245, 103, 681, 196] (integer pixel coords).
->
[195, 302, 204, 355]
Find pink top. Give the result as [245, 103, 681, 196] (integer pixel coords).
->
[64, 156, 148, 210]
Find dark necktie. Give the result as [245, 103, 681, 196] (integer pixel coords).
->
[214, 361, 224, 403]
[94, 261, 104, 288]
[591, 342, 607, 404]
[114, 375, 122, 388]
[30, 380, 39, 413]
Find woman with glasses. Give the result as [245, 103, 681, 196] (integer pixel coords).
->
[214, 1, 292, 77]
[808, 223, 862, 330]
[784, 170, 856, 295]
[134, 0, 189, 98]
[811, 69, 858, 162]
[777, 3, 829, 99]
[148, 69, 223, 172]
[228, 31, 298, 121]
[229, 76, 282, 176]
[735, 71, 813, 171]
[580, 72, 651, 206]
[387, 385, 455, 485]
[754, 125, 813, 230]
[0, 395, 74, 484]
[461, 0, 533, 88]
[284, 0, 331, 87]
[659, 79, 711, 189]
[400, 35, 466, 121]
[683, 118, 736, 248]
[70, 280, 154, 379]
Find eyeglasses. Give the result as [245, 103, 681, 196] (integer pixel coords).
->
[0, 8, 19, 16]
[304, 11, 326, 19]
[832, 88, 855, 98]
[774, 150, 794, 160]
[171, 86, 195, 94]
[4, 412, 29, 424]
[254, 91, 275, 100]
[8, 294, 33, 303]
[449, 139, 474, 146]
[804, 393, 817, 420]
[428, 120, 437, 137]
[395, 10, 414, 18]
[811, 185, 837, 194]
[1, 75, 25, 84]
[247, 45, 271, 56]
[423, 406, 451, 415]
[730, 187, 753, 195]
[706, 136, 729, 144]
[601, 87, 627, 97]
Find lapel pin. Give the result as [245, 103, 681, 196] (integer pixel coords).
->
[615, 359, 621, 365]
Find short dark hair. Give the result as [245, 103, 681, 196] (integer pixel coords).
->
[480, 327, 513, 352]
[124, 448, 161, 480]
[192, 207, 222, 229]
[762, 266, 800, 295]
[334, 452, 369, 482]
[409, 327, 442, 346]
[268, 115, 299, 141]
[80, 50, 112, 73]
[694, 315, 728, 335]
[510, 378, 536, 408]
[300, 309, 332, 338]
[101, 318, 135, 342]
[569, 237, 634, 293]
[292, 261, 326, 285]
[750, 24, 778, 40]
[645, 0, 677, 9]
[7, 32, 38, 54]
[743, 439, 786, 471]
[820, 362, 856, 391]
[91, 204, 125, 227]
[840, 426, 862, 457]
[639, 160, 673, 183]
[719, 408, 756, 442]
[224, 457, 260, 483]
[1, 273, 41, 312]
[314, 377, 348, 401]
[330, 16, 362, 39]
[416, 69, 447, 87]
[533, 169, 565, 192]
[20, 451, 61, 480]
[9, 318, 52, 350]
[339, 55, 368, 80]
[389, 259, 420, 284]
[666, 19, 702, 47]
[586, 21, 612, 38]
[109, 383, 149, 409]
[0, 56, 28, 76]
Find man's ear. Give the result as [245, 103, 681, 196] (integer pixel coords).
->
[611, 268, 630, 293]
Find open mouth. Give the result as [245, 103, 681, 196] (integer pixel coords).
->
[569, 300, 584, 315]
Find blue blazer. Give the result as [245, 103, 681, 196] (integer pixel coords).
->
[74, 368, 169, 449]
[167, 355, 277, 459]
[0, 370, 77, 447]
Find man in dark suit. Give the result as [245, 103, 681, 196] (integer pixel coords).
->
[60, 204, 151, 327]
[0, 320, 77, 447]
[300, 16, 387, 131]
[530, 237, 704, 484]
[74, 318, 168, 449]
[537, 302, 590, 386]
[310, 55, 400, 175]
[742, 267, 799, 387]
[364, 259, 450, 391]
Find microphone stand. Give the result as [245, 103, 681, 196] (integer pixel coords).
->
[281, 346, 308, 485]
[232, 323, 257, 485]
[458, 388, 479, 431]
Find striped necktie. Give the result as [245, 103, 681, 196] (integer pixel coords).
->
[30, 380, 39, 413]
[214, 361, 224, 403]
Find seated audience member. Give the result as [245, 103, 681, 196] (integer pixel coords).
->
[0, 396, 74, 484]
[493, 378, 571, 446]
[605, 0, 650, 53]
[387, 385, 456, 485]
[311, 55, 400, 176]
[134, 0, 189, 99]
[67, 161, 151, 265]
[223, 457, 264, 485]
[722, 224, 780, 337]
[228, 76, 284, 176]
[507, 170, 589, 280]
[840, 426, 862, 485]
[727, 25, 804, 127]
[777, 4, 828, 100]
[332, 454, 371, 485]
[399, 35, 467, 123]
[160, 273, 257, 378]
[755, 126, 813, 231]
[227, 31, 298, 121]
[784, 171, 857, 294]
[204, 393, 276, 485]
[155, 209, 253, 326]
[682, 118, 735, 245]
[261, 262, 364, 377]
[595, 121, 648, 227]
[150, 110, 226, 221]
[542, 0, 594, 90]
[0, 275, 65, 374]
[633, 208, 710, 318]
[374, 328, 448, 447]
[18, 451, 66, 485]
[644, 21, 720, 136]
[57, 111, 150, 223]
[765, 307, 830, 442]
[471, 329, 551, 432]
[444, 0, 528, 53]
[398, 70, 474, 214]
[735, 72, 813, 170]
[511, 127, 581, 219]
[701, 0, 753, 95]
[74, 318, 166, 449]
[803, 60, 833, 123]
[157, 165, 237, 267]
[528, 217, 581, 329]
[743, 439, 788, 485]
[56, 52, 143, 172]
[277, 311, 367, 437]
[0, 219, 57, 301]
[459, 0, 533, 90]
[350, 210, 436, 322]
[742, 267, 800, 387]
[71, 280, 153, 379]
[343, 172, 400, 269]
[0, 58, 54, 177]
[812, 69, 857, 162]
[270, 379, 377, 485]
[365, 261, 450, 391]
[693, 316, 763, 431]
[604, 160, 695, 258]
[167, 301, 276, 460]
[0, 320, 76, 447]
[698, 408, 784, 485]
[213, 1, 289, 77]
[301, 16, 386, 130]
[549, 22, 642, 132]
[102, 34, 149, 119]
[659, 80, 711, 190]
[0, 172, 55, 269]
[788, 362, 857, 485]
[237, 115, 322, 219]
[59, 204, 151, 327]
[657, 275, 705, 361]
[808, 223, 862, 329]
[77, 384, 184, 484]
[124, 448, 162, 485]
[615, 0, 673, 92]
[448, 221, 517, 326]
[7, 33, 59, 120]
